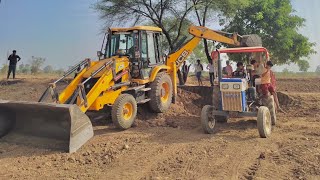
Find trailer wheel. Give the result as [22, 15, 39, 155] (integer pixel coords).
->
[257, 106, 272, 138]
[112, 94, 137, 130]
[201, 105, 216, 134]
[149, 73, 173, 113]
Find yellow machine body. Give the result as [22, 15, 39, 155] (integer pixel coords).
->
[0, 25, 261, 153]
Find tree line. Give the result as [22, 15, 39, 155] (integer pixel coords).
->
[0, 56, 65, 75]
[94, 0, 315, 69]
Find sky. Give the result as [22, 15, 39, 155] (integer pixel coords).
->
[0, 0, 319, 71]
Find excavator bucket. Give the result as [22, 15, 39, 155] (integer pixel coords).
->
[241, 34, 262, 47]
[0, 100, 93, 153]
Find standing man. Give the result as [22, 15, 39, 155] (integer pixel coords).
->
[7, 50, 21, 79]
[206, 60, 214, 86]
[222, 60, 233, 78]
[182, 61, 188, 84]
[195, 59, 203, 86]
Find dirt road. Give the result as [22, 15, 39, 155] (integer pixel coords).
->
[0, 77, 319, 179]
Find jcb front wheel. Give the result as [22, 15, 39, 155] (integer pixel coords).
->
[149, 73, 173, 113]
[112, 94, 137, 130]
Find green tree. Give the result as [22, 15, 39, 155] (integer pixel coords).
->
[30, 56, 45, 74]
[297, 60, 309, 72]
[0, 64, 8, 74]
[43, 65, 54, 74]
[55, 68, 65, 75]
[191, 0, 249, 62]
[94, 0, 195, 51]
[316, 65, 320, 74]
[282, 67, 289, 73]
[223, 0, 315, 65]
[22, 64, 31, 74]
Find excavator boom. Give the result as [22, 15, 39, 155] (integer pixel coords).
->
[166, 25, 262, 101]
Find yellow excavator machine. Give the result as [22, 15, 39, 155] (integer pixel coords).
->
[0, 26, 261, 152]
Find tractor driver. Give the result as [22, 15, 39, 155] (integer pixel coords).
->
[232, 62, 247, 78]
[250, 59, 264, 86]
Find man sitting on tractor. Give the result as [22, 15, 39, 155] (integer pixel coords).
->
[260, 61, 284, 113]
[250, 59, 264, 86]
[232, 62, 247, 78]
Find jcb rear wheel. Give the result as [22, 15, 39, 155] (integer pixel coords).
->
[257, 106, 272, 138]
[112, 94, 137, 130]
[149, 73, 173, 113]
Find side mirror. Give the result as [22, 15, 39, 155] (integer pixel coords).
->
[97, 51, 104, 58]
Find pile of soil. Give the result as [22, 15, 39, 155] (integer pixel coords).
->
[134, 86, 211, 129]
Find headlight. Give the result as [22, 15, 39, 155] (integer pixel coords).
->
[222, 84, 229, 89]
[233, 84, 240, 89]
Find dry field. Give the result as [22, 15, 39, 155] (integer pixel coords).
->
[0, 75, 319, 180]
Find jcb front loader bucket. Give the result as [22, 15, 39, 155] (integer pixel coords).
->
[0, 100, 93, 153]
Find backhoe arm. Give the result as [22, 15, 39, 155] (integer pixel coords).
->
[166, 26, 241, 69]
[165, 25, 256, 103]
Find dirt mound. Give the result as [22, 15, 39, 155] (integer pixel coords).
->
[278, 92, 301, 107]
[134, 86, 211, 129]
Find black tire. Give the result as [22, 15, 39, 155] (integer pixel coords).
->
[257, 106, 272, 138]
[266, 96, 276, 125]
[212, 86, 228, 123]
[112, 94, 137, 130]
[148, 73, 173, 113]
[201, 105, 216, 134]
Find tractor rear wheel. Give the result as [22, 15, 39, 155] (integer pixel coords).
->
[148, 73, 173, 113]
[262, 95, 276, 125]
[201, 105, 216, 134]
[257, 106, 272, 138]
[112, 94, 137, 130]
[267, 96, 276, 125]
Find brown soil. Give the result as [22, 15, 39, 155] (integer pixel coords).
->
[0, 76, 319, 179]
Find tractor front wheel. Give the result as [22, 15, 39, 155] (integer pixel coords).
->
[148, 73, 173, 113]
[257, 106, 272, 138]
[201, 105, 216, 134]
[112, 94, 137, 130]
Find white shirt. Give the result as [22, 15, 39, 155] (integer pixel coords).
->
[255, 64, 264, 76]
[195, 64, 203, 73]
[207, 63, 214, 73]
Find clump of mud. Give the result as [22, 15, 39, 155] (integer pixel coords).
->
[278, 92, 301, 107]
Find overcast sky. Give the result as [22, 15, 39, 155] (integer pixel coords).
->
[0, 0, 318, 71]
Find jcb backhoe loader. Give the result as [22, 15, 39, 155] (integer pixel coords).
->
[0, 26, 261, 152]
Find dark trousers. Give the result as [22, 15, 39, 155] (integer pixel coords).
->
[183, 72, 187, 83]
[209, 72, 214, 86]
[7, 65, 16, 79]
